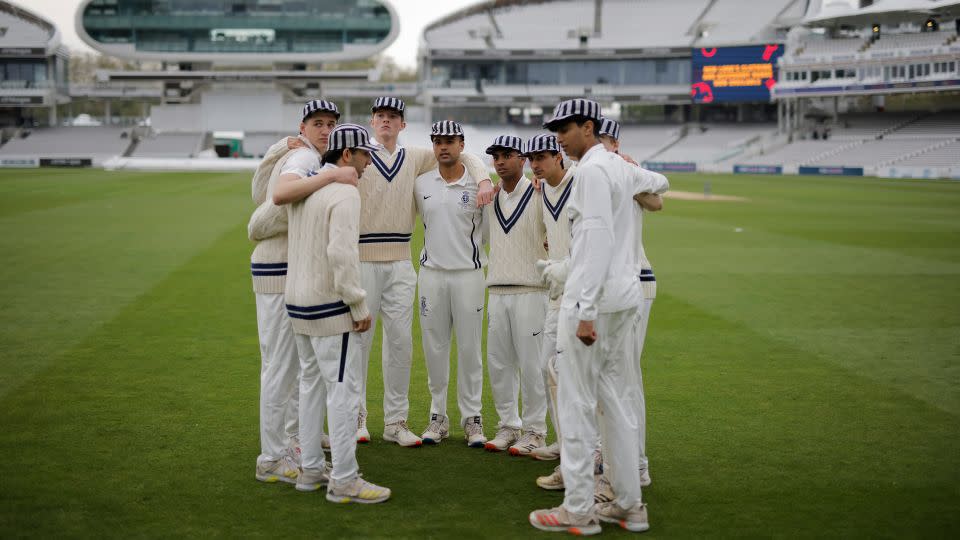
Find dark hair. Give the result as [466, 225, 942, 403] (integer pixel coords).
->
[430, 134, 465, 143]
[572, 116, 601, 137]
[321, 148, 344, 165]
[303, 110, 338, 123]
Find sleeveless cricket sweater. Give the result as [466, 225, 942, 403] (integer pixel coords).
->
[358, 146, 490, 262]
[486, 176, 548, 295]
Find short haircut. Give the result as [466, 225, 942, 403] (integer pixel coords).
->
[430, 134, 465, 143]
[303, 109, 338, 124]
[571, 115, 601, 137]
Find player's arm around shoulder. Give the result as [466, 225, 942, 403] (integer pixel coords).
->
[251, 137, 293, 204]
[326, 188, 370, 328]
[628, 163, 670, 196]
[247, 199, 287, 242]
[273, 151, 358, 206]
[461, 152, 495, 206]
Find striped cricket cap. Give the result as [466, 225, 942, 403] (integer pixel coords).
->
[301, 99, 340, 122]
[371, 96, 405, 115]
[543, 98, 602, 131]
[430, 120, 464, 138]
[485, 134, 524, 155]
[325, 123, 383, 153]
[599, 117, 621, 140]
[523, 133, 560, 156]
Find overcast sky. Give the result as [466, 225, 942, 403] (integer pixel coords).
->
[17, 0, 479, 68]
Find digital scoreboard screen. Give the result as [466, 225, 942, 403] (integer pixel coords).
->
[690, 44, 783, 104]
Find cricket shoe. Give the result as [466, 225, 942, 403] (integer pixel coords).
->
[255, 454, 299, 485]
[639, 468, 651, 488]
[321, 433, 331, 453]
[356, 410, 370, 443]
[295, 466, 330, 492]
[536, 465, 565, 491]
[464, 416, 486, 448]
[326, 476, 391, 504]
[529, 506, 601, 535]
[594, 474, 616, 505]
[595, 501, 650, 532]
[383, 420, 422, 447]
[284, 444, 301, 467]
[421, 413, 450, 444]
[531, 441, 560, 461]
[509, 431, 546, 456]
[484, 426, 520, 452]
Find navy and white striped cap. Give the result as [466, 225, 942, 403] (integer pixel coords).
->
[599, 117, 620, 140]
[485, 135, 524, 155]
[371, 96, 405, 115]
[430, 120, 464, 138]
[325, 123, 383, 153]
[523, 134, 560, 156]
[301, 99, 340, 122]
[543, 99, 602, 131]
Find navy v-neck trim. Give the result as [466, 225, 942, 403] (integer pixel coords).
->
[494, 184, 535, 234]
[371, 148, 405, 182]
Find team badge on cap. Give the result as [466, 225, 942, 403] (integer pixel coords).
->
[599, 117, 621, 141]
[371, 96, 405, 115]
[301, 99, 340, 122]
[430, 120, 464, 138]
[543, 99, 602, 131]
[523, 134, 560, 156]
[326, 123, 383, 153]
[485, 135, 524, 155]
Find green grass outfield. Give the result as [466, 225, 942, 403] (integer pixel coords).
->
[0, 168, 958, 538]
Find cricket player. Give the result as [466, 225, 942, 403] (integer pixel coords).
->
[525, 133, 575, 465]
[413, 120, 487, 447]
[250, 99, 355, 483]
[529, 99, 668, 534]
[483, 135, 550, 456]
[283, 123, 390, 503]
[600, 117, 662, 488]
[354, 97, 494, 447]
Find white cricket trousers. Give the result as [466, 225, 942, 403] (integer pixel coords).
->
[418, 267, 485, 426]
[541, 306, 561, 439]
[487, 291, 548, 434]
[558, 306, 643, 515]
[359, 260, 416, 424]
[296, 332, 362, 483]
[255, 293, 300, 460]
[633, 298, 653, 471]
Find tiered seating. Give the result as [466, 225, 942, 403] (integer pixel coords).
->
[896, 141, 960, 167]
[243, 133, 288, 158]
[0, 127, 132, 160]
[693, 0, 792, 46]
[739, 141, 842, 166]
[655, 125, 775, 163]
[806, 139, 937, 166]
[132, 132, 203, 158]
[885, 111, 960, 139]
[828, 113, 916, 140]
[868, 31, 950, 53]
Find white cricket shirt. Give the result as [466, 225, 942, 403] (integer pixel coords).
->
[414, 166, 486, 271]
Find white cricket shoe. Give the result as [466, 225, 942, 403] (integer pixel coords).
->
[255, 454, 298, 485]
[326, 476, 391, 504]
[509, 431, 546, 456]
[529, 506, 601, 535]
[383, 420, 423, 447]
[639, 468, 652, 487]
[484, 426, 520, 452]
[295, 466, 330, 492]
[594, 474, 616, 505]
[464, 415, 486, 448]
[531, 441, 560, 461]
[595, 501, 650, 532]
[536, 465, 565, 491]
[356, 409, 370, 443]
[421, 413, 450, 444]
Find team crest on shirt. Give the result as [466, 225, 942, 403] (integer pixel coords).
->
[420, 295, 429, 317]
[459, 191, 471, 210]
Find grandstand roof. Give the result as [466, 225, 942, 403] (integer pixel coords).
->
[803, 0, 960, 26]
[0, 0, 62, 53]
[75, 0, 399, 65]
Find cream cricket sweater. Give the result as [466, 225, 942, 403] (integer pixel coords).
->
[542, 165, 576, 308]
[486, 176, 548, 295]
[248, 138, 299, 294]
[358, 146, 489, 262]
[285, 165, 369, 337]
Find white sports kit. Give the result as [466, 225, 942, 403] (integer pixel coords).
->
[414, 166, 487, 426]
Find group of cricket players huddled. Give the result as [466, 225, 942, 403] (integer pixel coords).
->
[249, 94, 669, 534]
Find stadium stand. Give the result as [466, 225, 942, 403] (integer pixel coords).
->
[691, 0, 794, 46]
[131, 132, 205, 158]
[0, 127, 133, 161]
[652, 124, 776, 163]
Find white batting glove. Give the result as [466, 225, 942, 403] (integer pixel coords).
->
[536, 259, 569, 300]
